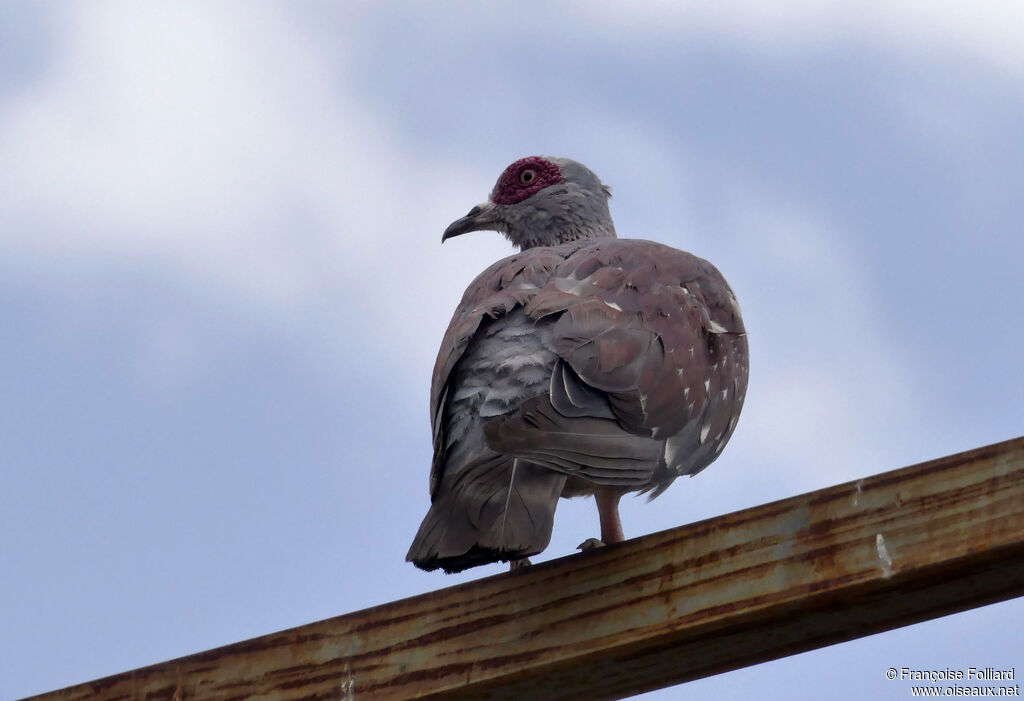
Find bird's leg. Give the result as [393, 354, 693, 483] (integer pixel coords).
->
[579, 488, 626, 552]
[596, 488, 625, 544]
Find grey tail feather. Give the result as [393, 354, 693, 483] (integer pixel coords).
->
[406, 457, 565, 574]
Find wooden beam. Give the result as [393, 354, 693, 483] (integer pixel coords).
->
[28, 437, 1024, 701]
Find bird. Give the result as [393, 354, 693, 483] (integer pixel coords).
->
[407, 156, 748, 574]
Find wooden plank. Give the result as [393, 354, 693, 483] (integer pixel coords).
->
[27, 436, 1024, 701]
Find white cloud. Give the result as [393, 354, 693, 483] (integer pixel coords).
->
[577, 1, 1024, 75]
[721, 191, 921, 487]
[2, 4, 333, 300]
[0, 2, 514, 391]
[0, 0, 1001, 421]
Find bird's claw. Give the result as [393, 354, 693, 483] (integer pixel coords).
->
[577, 538, 606, 552]
[509, 557, 532, 571]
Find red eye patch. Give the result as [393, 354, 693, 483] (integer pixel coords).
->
[491, 157, 565, 205]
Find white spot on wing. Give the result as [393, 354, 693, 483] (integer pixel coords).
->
[604, 300, 623, 311]
[703, 379, 710, 393]
[707, 319, 728, 333]
[554, 276, 592, 296]
[700, 423, 711, 443]
[508, 279, 539, 291]
[664, 436, 682, 466]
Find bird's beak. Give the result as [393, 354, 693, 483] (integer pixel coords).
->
[442, 201, 499, 242]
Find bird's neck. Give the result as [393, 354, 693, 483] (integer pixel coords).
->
[514, 224, 617, 250]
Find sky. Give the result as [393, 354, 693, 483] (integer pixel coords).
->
[1, 2, 1022, 699]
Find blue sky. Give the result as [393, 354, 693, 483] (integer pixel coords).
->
[2, 3, 1022, 699]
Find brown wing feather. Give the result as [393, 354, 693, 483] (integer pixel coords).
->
[524, 239, 745, 442]
[429, 238, 747, 499]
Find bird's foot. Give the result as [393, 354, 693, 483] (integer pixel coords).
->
[509, 557, 532, 572]
[577, 538, 606, 552]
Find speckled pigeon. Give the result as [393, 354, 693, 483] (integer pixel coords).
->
[407, 156, 748, 574]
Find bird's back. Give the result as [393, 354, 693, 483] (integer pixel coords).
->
[408, 238, 748, 572]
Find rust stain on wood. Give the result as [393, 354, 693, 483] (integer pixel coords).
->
[24, 436, 1024, 701]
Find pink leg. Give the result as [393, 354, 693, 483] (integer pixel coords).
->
[596, 488, 625, 544]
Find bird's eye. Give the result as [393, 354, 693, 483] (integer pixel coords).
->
[519, 169, 536, 185]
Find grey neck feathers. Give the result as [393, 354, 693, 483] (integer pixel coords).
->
[502, 182, 617, 251]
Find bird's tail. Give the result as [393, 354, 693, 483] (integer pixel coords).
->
[406, 457, 565, 573]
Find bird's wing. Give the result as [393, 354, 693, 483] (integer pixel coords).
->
[428, 246, 568, 496]
[485, 239, 748, 489]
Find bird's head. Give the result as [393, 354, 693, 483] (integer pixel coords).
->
[442, 156, 616, 250]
